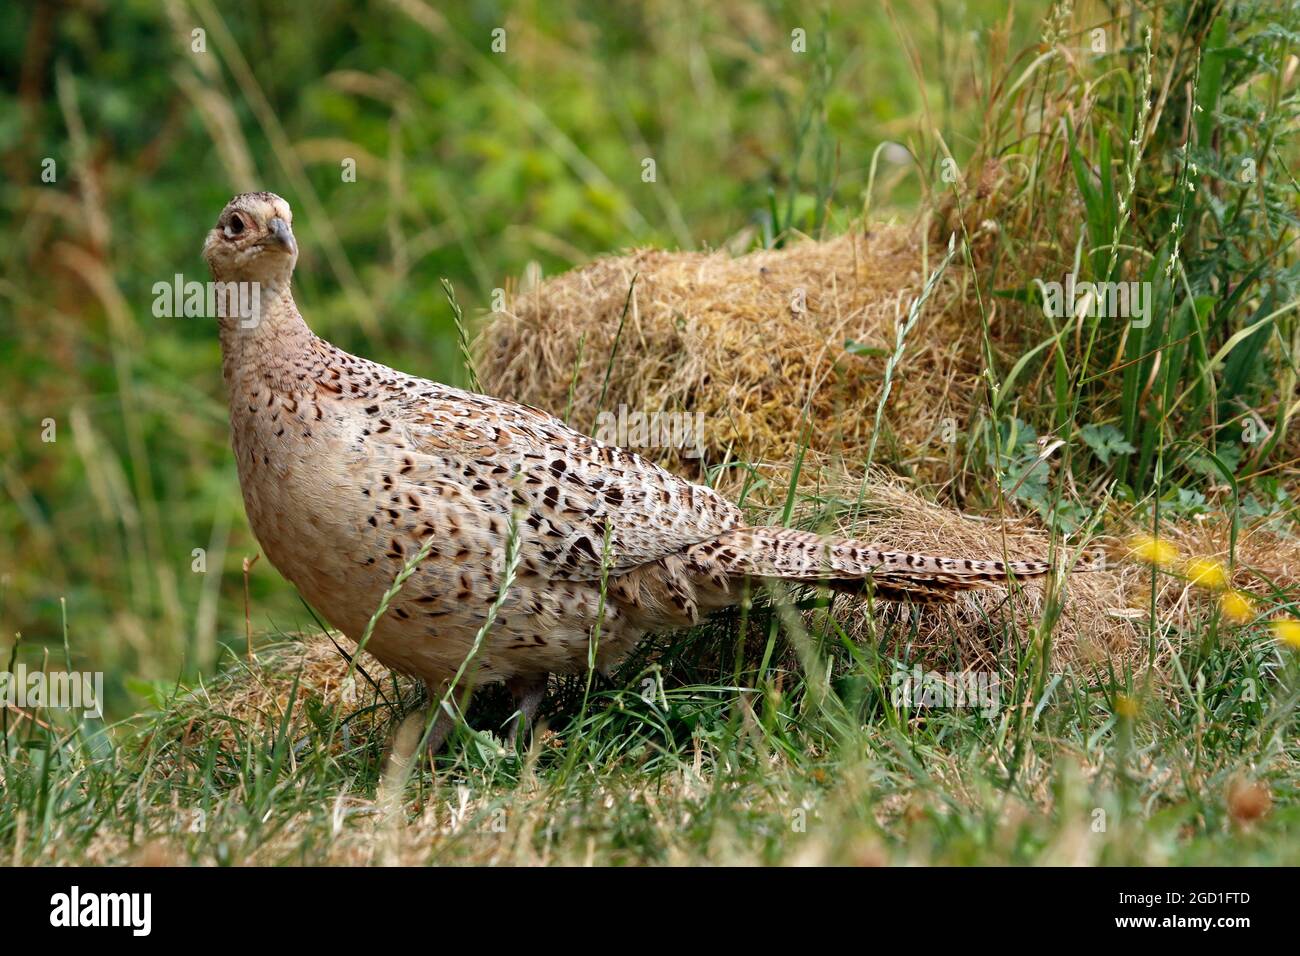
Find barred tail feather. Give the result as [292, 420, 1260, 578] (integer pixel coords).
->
[686, 526, 1096, 603]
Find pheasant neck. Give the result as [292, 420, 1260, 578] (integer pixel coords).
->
[218, 282, 316, 389]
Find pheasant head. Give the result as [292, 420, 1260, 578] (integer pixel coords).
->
[205, 192, 310, 376]
[203, 191, 298, 288]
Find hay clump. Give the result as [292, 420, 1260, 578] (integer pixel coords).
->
[170, 638, 417, 754]
[476, 226, 977, 495]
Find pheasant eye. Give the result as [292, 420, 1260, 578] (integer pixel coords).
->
[225, 214, 246, 238]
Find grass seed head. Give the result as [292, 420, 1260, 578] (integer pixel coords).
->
[1226, 776, 1272, 825]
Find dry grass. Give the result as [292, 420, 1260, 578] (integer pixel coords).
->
[170, 636, 415, 751]
[76, 752, 872, 867]
[476, 225, 984, 494]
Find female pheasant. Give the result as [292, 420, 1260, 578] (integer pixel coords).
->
[205, 192, 1077, 750]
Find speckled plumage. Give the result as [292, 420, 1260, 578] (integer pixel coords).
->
[205, 193, 1075, 748]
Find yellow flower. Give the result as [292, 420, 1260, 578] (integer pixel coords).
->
[1271, 619, 1300, 651]
[1114, 694, 1139, 719]
[1220, 591, 1254, 624]
[1127, 535, 1178, 568]
[1185, 557, 1229, 591]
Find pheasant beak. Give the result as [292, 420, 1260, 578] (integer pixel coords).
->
[267, 217, 296, 254]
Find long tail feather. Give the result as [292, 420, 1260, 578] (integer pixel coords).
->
[686, 526, 1099, 603]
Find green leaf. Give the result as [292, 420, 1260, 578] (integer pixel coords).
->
[1195, 16, 1229, 147]
[844, 339, 888, 358]
[1079, 423, 1136, 464]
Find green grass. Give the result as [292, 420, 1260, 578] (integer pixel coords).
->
[3, 589, 1298, 865]
[2, 0, 1299, 865]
